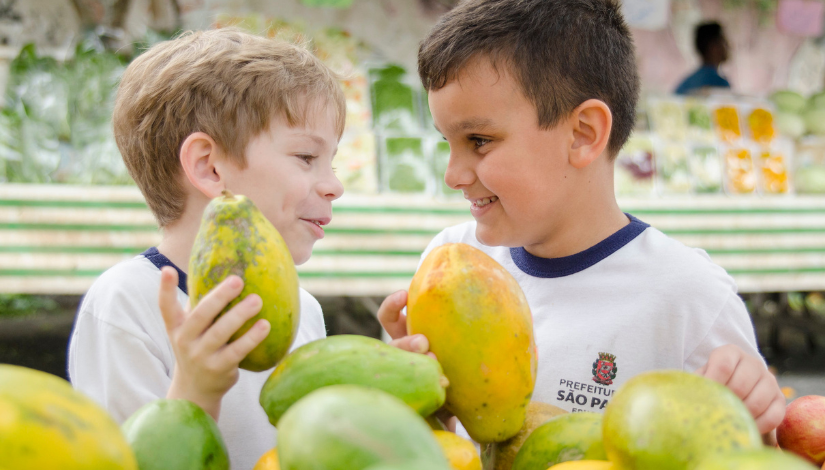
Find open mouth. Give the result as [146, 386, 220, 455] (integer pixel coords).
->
[473, 195, 499, 208]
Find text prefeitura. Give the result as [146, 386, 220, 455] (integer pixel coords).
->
[556, 379, 615, 412]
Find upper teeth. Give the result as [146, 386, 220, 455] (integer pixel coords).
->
[475, 196, 498, 207]
[313, 220, 321, 226]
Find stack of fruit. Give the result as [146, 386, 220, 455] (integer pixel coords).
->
[2, 193, 824, 470]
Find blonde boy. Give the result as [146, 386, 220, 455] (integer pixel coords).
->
[379, 0, 786, 441]
[68, 29, 345, 469]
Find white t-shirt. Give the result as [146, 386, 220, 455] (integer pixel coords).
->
[68, 248, 327, 470]
[422, 216, 762, 415]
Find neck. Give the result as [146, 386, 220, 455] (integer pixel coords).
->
[523, 160, 629, 259]
[156, 196, 209, 273]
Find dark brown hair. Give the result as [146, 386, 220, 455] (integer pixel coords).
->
[419, 0, 639, 157]
[113, 28, 345, 227]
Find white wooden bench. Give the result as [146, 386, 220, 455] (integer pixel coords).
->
[3, 183, 825, 296]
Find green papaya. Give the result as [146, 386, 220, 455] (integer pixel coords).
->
[512, 412, 607, 470]
[602, 370, 762, 470]
[260, 335, 449, 425]
[0, 364, 137, 470]
[277, 385, 450, 470]
[122, 399, 229, 470]
[694, 448, 818, 470]
[189, 190, 300, 372]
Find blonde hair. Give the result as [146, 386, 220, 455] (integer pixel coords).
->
[113, 28, 346, 226]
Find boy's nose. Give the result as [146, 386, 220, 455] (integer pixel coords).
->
[444, 152, 476, 190]
[320, 172, 344, 201]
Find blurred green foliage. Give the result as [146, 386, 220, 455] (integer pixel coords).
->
[0, 294, 59, 318]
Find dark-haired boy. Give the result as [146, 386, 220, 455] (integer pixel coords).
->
[380, 0, 784, 440]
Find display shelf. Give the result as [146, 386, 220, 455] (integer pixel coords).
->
[3, 184, 825, 295]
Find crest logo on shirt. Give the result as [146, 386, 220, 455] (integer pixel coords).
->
[592, 352, 617, 386]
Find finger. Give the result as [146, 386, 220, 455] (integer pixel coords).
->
[753, 392, 787, 435]
[389, 334, 429, 354]
[377, 290, 408, 340]
[182, 275, 244, 342]
[694, 364, 707, 376]
[724, 356, 762, 401]
[159, 267, 186, 333]
[744, 374, 782, 424]
[701, 346, 741, 385]
[201, 294, 263, 352]
[219, 319, 271, 366]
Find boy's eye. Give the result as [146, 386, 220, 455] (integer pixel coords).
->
[297, 154, 316, 164]
[470, 136, 491, 149]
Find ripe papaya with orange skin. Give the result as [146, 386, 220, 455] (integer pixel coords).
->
[407, 243, 537, 443]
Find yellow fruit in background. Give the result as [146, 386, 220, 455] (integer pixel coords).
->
[434, 430, 482, 470]
[189, 190, 300, 372]
[546, 461, 614, 470]
[253, 448, 280, 470]
[482, 402, 568, 470]
[0, 364, 137, 470]
[407, 243, 537, 443]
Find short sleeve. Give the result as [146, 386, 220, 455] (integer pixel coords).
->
[684, 290, 764, 372]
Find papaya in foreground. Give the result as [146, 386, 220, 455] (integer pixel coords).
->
[260, 335, 448, 425]
[512, 412, 606, 470]
[693, 448, 818, 470]
[482, 401, 568, 470]
[0, 364, 137, 470]
[122, 398, 229, 470]
[602, 370, 762, 470]
[433, 430, 482, 470]
[189, 190, 300, 371]
[407, 243, 537, 443]
[277, 385, 449, 470]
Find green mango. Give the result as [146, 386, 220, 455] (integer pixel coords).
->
[122, 399, 228, 470]
[259, 334, 449, 425]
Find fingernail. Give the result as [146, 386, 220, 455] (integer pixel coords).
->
[228, 276, 242, 288]
[412, 335, 428, 353]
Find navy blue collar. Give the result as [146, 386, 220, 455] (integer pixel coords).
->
[509, 214, 649, 278]
[141, 247, 188, 294]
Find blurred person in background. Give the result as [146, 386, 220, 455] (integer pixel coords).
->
[675, 21, 731, 95]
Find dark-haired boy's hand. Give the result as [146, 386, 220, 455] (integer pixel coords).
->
[377, 290, 433, 357]
[378, 290, 456, 431]
[696, 344, 786, 442]
[158, 266, 270, 421]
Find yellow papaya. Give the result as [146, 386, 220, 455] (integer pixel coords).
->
[407, 243, 537, 443]
[434, 430, 482, 470]
[189, 190, 300, 371]
[0, 364, 137, 470]
[253, 448, 280, 470]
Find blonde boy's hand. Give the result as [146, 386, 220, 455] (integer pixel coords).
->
[158, 266, 270, 420]
[696, 344, 785, 441]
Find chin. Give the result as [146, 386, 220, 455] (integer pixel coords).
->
[475, 225, 512, 248]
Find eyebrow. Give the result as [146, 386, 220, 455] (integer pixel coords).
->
[293, 133, 327, 146]
[434, 117, 496, 135]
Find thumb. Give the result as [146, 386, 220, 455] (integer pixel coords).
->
[158, 266, 185, 333]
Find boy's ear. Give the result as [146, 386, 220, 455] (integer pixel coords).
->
[179, 132, 226, 199]
[568, 99, 612, 169]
